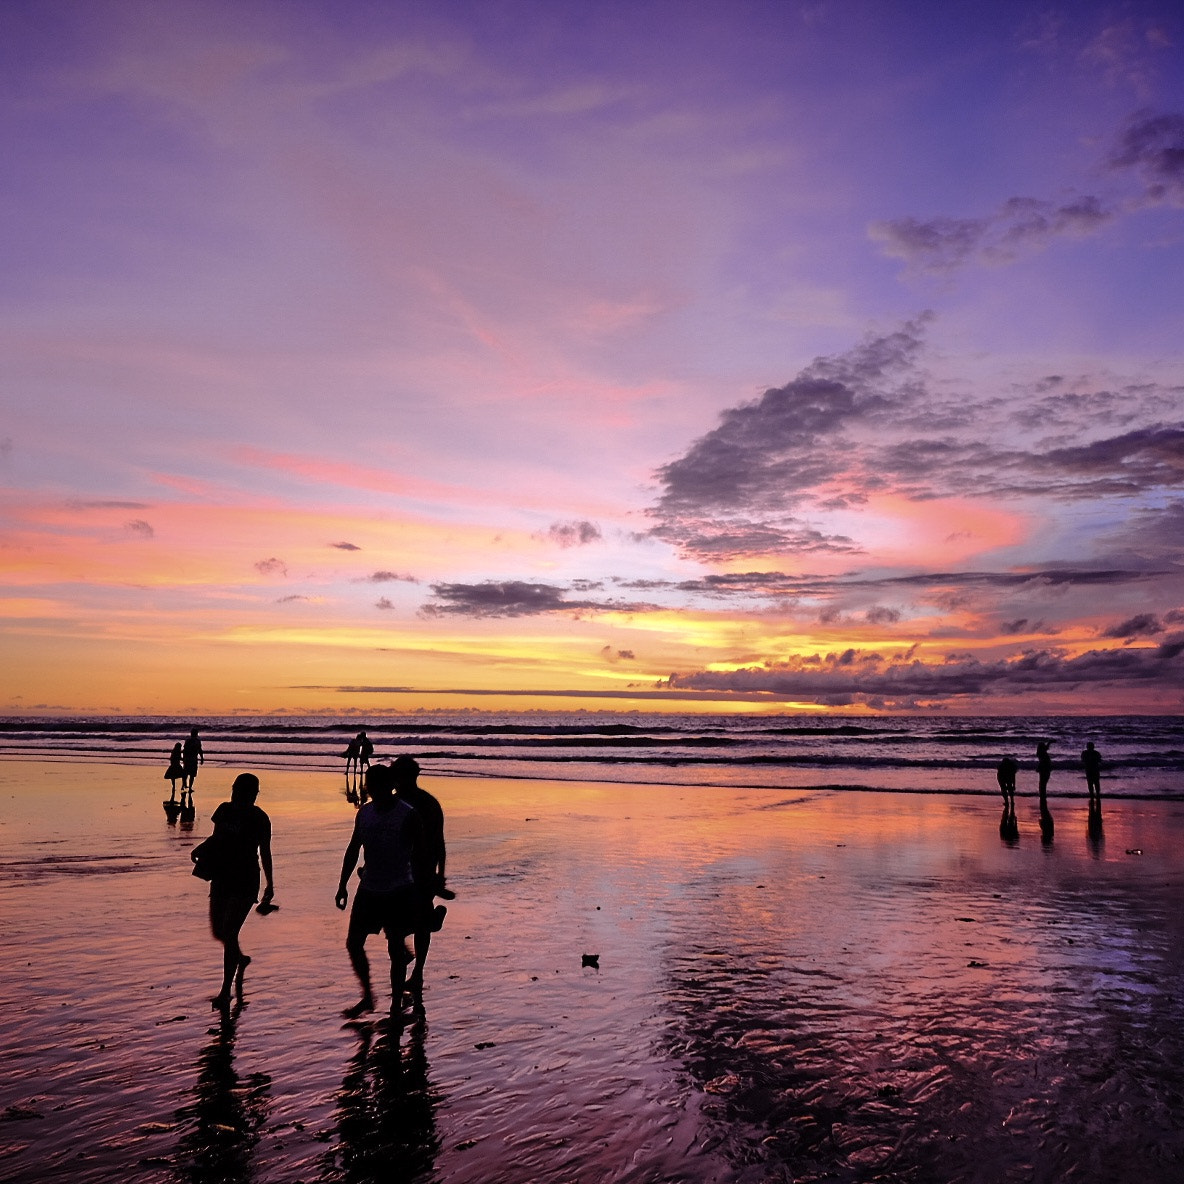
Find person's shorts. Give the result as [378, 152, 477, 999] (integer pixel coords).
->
[209, 881, 257, 940]
[349, 884, 416, 940]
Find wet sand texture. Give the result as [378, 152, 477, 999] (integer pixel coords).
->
[3, 763, 1184, 1182]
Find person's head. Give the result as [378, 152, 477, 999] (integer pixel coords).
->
[190, 728, 199, 736]
[365, 762, 395, 801]
[1037, 742, 1048, 753]
[1086, 741, 1095, 751]
[231, 772, 260, 804]
[391, 755, 420, 791]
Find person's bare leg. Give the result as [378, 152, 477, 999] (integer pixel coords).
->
[212, 939, 237, 1009]
[234, 952, 251, 998]
[343, 934, 375, 1017]
[388, 934, 412, 1013]
[406, 930, 430, 1002]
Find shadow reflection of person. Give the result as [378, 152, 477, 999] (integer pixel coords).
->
[1036, 742, 1054, 845]
[1087, 795, 1104, 849]
[996, 755, 1019, 843]
[327, 1015, 441, 1184]
[175, 1001, 272, 1184]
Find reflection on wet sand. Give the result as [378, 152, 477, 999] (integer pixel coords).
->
[175, 1002, 271, 1183]
[324, 1015, 440, 1184]
[660, 858, 1184, 1183]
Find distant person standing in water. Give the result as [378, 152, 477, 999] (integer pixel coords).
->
[357, 730, 374, 775]
[1036, 741, 1054, 843]
[336, 763, 423, 1018]
[391, 755, 450, 1005]
[996, 755, 1018, 805]
[183, 728, 204, 792]
[194, 773, 275, 1009]
[165, 742, 185, 800]
[1036, 742, 1052, 799]
[1082, 742, 1103, 799]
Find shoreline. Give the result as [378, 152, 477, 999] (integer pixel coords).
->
[2, 752, 1179, 801]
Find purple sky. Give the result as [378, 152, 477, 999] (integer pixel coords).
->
[2, 0, 1183, 714]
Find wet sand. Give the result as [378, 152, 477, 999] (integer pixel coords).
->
[3, 763, 1184, 1183]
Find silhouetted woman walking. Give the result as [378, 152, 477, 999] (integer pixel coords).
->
[194, 773, 275, 1008]
[165, 742, 185, 800]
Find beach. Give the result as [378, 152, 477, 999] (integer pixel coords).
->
[3, 762, 1184, 1183]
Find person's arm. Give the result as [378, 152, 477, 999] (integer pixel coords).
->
[259, 813, 274, 900]
[408, 811, 433, 888]
[336, 819, 363, 909]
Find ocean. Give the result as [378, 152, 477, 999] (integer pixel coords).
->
[1, 712, 1180, 797]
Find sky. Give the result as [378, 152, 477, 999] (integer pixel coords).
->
[2, 0, 1183, 716]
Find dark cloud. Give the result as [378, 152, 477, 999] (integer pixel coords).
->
[376, 597, 395, 611]
[254, 558, 287, 577]
[865, 605, 901, 625]
[865, 424, 1184, 503]
[999, 618, 1057, 636]
[67, 499, 151, 511]
[1159, 632, 1184, 660]
[652, 519, 860, 561]
[1102, 612, 1162, 640]
[420, 580, 654, 618]
[362, 570, 419, 583]
[1100, 500, 1184, 565]
[1038, 425, 1184, 490]
[649, 316, 1184, 565]
[691, 566, 1156, 599]
[1110, 110, 1184, 203]
[872, 110, 1184, 278]
[543, 520, 602, 548]
[276, 594, 310, 603]
[124, 519, 154, 539]
[600, 646, 636, 663]
[869, 196, 1112, 274]
[663, 641, 1182, 708]
[649, 320, 928, 560]
[330, 541, 361, 551]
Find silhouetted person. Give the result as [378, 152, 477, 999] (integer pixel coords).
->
[1082, 741, 1103, 800]
[1036, 742, 1052, 799]
[391, 755, 450, 1005]
[336, 764, 424, 1018]
[183, 728, 204, 792]
[1036, 741, 1054, 843]
[193, 773, 275, 1009]
[165, 742, 185, 800]
[343, 734, 361, 778]
[357, 730, 374, 775]
[996, 755, 1018, 807]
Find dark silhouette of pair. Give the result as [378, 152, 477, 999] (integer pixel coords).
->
[336, 757, 449, 1018]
